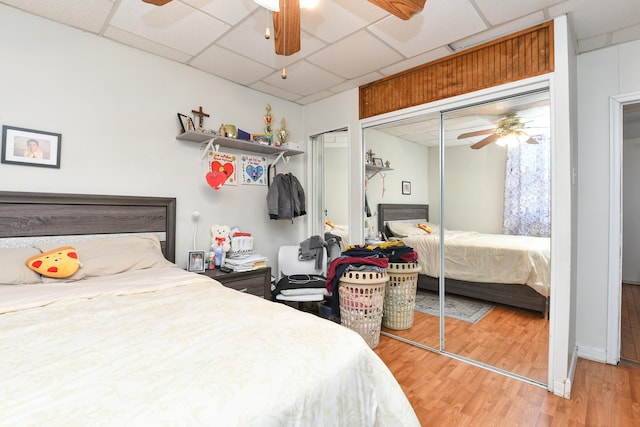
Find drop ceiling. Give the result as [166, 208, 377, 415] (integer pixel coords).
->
[2, 0, 640, 106]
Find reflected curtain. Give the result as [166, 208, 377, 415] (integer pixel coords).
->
[503, 135, 550, 237]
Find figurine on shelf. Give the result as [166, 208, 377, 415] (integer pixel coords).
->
[276, 118, 289, 147]
[219, 123, 226, 137]
[264, 104, 273, 137]
[385, 160, 391, 168]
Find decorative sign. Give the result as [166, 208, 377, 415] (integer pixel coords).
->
[241, 154, 267, 186]
[206, 151, 237, 189]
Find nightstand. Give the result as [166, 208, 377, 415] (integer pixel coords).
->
[201, 267, 271, 299]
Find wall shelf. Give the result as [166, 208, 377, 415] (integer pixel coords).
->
[366, 164, 393, 179]
[177, 131, 304, 157]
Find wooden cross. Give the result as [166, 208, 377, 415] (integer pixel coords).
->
[191, 106, 210, 129]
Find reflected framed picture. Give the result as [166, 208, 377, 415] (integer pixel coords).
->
[187, 250, 206, 273]
[402, 181, 411, 195]
[1, 125, 61, 168]
[373, 157, 384, 167]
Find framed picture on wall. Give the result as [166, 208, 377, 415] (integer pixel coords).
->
[402, 181, 411, 195]
[1, 125, 61, 168]
[187, 250, 206, 273]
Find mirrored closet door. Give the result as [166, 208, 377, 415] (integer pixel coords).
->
[366, 90, 551, 385]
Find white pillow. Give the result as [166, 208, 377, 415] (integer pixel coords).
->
[386, 221, 441, 237]
[37, 235, 174, 283]
[0, 247, 43, 285]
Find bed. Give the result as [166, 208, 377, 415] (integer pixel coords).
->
[0, 191, 419, 426]
[378, 203, 549, 316]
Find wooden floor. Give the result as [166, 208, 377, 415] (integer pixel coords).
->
[375, 336, 640, 426]
[622, 283, 640, 363]
[381, 296, 549, 383]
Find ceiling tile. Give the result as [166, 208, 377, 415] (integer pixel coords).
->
[306, 30, 403, 79]
[329, 72, 385, 93]
[182, 0, 259, 25]
[261, 61, 345, 96]
[301, 0, 387, 44]
[448, 11, 547, 52]
[612, 23, 640, 46]
[474, 0, 564, 26]
[368, 0, 487, 58]
[190, 45, 273, 85]
[110, 0, 229, 55]
[380, 47, 451, 76]
[104, 26, 192, 63]
[249, 81, 303, 102]
[549, 0, 640, 40]
[1, 0, 114, 33]
[215, 10, 327, 69]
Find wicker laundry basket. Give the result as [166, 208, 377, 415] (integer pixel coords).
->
[338, 270, 388, 349]
[382, 262, 421, 330]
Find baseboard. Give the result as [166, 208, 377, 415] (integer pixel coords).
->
[576, 343, 607, 363]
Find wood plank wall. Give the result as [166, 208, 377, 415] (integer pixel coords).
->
[359, 21, 554, 119]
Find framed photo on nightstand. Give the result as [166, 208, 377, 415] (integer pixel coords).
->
[187, 250, 206, 273]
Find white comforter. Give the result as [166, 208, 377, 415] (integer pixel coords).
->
[402, 230, 550, 297]
[0, 267, 418, 426]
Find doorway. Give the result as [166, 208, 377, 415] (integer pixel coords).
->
[621, 102, 640, 363]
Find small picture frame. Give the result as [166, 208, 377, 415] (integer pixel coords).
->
[402, 181, 412, 195]
[1, 125, 61, 168]
[187, 250, 206, 273]
[373, 157, 384, 167]
[177, 113, 195, 133]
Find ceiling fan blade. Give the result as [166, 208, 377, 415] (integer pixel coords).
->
[470, 133, 500, 150]
[273, 0, 300, 56]
[458, 128, 496, 139]
[142, 0, 172, 5]
[367, 0, 427, 20]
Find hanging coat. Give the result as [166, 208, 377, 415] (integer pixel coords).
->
[266, 173, 306, 220]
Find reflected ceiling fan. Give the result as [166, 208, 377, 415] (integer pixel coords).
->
[457, 113, 539, 150]
[142, 0, 426, 56]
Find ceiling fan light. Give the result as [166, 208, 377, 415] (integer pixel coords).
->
[300, 0, 319, 8]
[254, 0, 279, 12]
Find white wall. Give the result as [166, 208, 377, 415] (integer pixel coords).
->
[365, 129, 429, 234]
[0, 5, 307, 269]
[441, 144, 506, 233]
[576, 39, 640, 359]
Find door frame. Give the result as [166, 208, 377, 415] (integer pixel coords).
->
[607, 91, 640, 364]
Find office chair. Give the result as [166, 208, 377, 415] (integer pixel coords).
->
[274, 245, 329, 310]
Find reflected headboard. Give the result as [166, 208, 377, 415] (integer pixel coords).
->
[0, 192, 176, 262]
[378, 204, 429, 237]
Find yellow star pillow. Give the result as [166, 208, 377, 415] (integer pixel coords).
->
[26, 246, 81, 279]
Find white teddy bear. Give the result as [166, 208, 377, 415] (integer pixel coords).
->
[211, 224, 231, 265]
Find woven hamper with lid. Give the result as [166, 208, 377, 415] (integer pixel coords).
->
[338, 270, 387, 349]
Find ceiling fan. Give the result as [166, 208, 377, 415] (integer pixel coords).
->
[457, 113, 539, 150]
[142, 0, 427, 56]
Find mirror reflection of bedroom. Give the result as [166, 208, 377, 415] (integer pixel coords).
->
[364, 90, 551, 385]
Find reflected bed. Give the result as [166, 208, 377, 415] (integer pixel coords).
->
[378, 203, 549, 316]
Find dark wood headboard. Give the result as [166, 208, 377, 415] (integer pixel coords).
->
[0, 192, 176, 262]
[378, 204, 429, 235]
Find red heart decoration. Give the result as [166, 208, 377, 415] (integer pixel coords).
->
[206, 161, 234, 190]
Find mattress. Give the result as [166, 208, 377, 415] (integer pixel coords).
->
[0, 267, 418, 426]
[402, 230, 550, 297]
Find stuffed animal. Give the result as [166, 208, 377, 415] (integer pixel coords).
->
[211, 224, 231, 265]
[26, 246, 82, 278]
